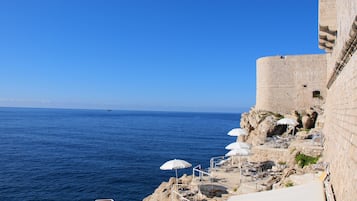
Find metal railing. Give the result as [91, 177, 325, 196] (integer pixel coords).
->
[192, 164, 211, 180]
[210, 155, 230, 169]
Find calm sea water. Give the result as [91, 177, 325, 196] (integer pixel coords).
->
[0, 107, 241, 201]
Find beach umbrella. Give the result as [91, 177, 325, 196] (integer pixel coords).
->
[277, 118, 298, 134]
[225, 148, 251, 167]
[225, 142, 251, 150]
[228, 128, 248, 136]
[225, 148, 251, 157]
[277, 118, 298, 126]
[160, 159, 192, 183]
[225, 148, 252, 184]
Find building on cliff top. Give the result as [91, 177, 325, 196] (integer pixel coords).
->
[255, 0, 357, 200]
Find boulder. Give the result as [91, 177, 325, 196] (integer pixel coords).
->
[143, 177, 176, 201]
[143, 175, 195, 201]
[241, 109, 292, 145]
[249, 130, 266, 146]
[241, 108, 266, 130]
[257, 115, 276, 137]
[247, 111, 259, 128]
[179, 174, 192, 184]
[301, 115, 315, 129]
[240, 112, 252, 131]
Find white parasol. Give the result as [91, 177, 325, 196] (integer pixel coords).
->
[225, 148, 251, 157]
[227, 128, 248, 136]
[160, 159, 192, 183]
[225, 142, 251, 150]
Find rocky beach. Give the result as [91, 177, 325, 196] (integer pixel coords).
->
[144, 106, 331, 201]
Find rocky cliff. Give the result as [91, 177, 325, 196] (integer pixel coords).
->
[143, 106, 326, 201]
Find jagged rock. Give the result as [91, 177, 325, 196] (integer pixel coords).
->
[143, 177, 176, 201]
[247, 111, 259, 128]
[257, 115, 275, 136]
[240, 112, 252, 132]
[250, 130, 265, 146]
[301, 115, 315, 129]
[179, 174, 192, 185]
[143, 175, 194, 201]
[241, 108, 271, 131]
[299, 107, 322, 129]
[315, 114, 325, 129]
[241, 108, 291, 145]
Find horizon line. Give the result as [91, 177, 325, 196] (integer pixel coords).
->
[0, 105, 248, 114]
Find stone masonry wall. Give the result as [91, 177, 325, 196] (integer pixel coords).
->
[256, 54, 326, 114]
[322, 0, 357, 200]
[324, 54, 357, 201]
[249, 146, 290, 164]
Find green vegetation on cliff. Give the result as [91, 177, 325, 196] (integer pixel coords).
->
[295, 153, 319, 168]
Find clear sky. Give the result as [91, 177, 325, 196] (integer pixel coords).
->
[0, 0, 324, 113]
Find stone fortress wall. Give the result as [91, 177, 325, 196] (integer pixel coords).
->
[322, 0, 357, 200]
[254, 0, 357, 200]
[256, 54, 326, 114]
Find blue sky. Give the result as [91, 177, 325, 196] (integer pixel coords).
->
[0, 0, 323, 112]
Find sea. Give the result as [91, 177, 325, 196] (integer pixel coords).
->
[0, 107, 241, 201]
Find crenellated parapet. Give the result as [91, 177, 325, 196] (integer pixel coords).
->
[318, 0, 337, 52]
[327, 15, 357, 88]
[318, 26, 337, 52]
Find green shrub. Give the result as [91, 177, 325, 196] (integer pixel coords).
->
[273, 113, 284, 119]
[278, 161, 286, 165]
[299, 128, 311, 132]
[285, 181, 294, 187]
[295, 153, 319, 168]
